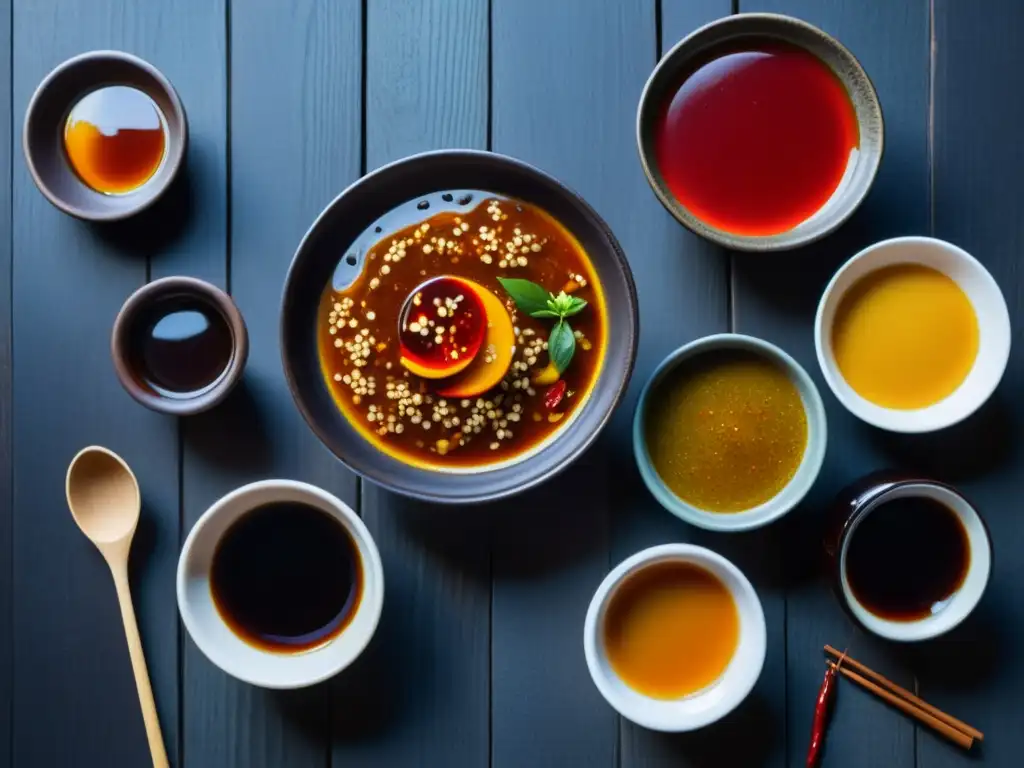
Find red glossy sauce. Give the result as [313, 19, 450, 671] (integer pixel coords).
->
[654, 40, 858, 236]
[398, 277, 486, 373]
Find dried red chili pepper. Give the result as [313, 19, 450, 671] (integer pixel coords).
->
[806, 662, 838, 767]
[543, 379, 567, 410]
[807, 650, 849, 767]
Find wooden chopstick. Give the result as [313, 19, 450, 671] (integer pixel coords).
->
[827, 663, 973, 749]
[824, 645, 983, 742]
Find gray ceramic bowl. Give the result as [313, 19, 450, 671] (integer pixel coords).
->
[281, 150, 638, 505]
[637, 13, 883, 252]
[112, 276, 248, 416]
[24, 50, 187, 221]
[633, 334, 827, 531]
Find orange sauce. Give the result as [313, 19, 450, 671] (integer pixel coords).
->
[64, 86, 166, 194]
[831, 264, 978, 409]
[604, 561, 739, 698]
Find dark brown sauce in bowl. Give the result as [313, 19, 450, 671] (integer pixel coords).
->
[826, 473, 992, 641]
[210, 502, 362, 653]
[112, 276, 248, 416]
[844, 496, 969, 621]
[131, 296, 233, 398]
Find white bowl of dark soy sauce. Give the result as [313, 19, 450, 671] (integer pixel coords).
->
[177, 479, 384, 689]
[112, 276, 248, 415]
[827, 475, 991, 642]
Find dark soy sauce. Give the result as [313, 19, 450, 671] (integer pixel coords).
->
[845, 496, 969, 621]
[132, 296, 232, 398]
[210, 502, 362, 653]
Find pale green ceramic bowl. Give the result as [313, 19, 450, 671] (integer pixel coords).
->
[633, 334, 827, 531]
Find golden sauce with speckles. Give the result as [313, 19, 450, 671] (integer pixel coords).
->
[645, 351, 807, 512]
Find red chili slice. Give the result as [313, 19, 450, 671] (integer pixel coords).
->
[544, 380, 567, 410]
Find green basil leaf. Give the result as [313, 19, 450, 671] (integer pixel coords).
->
[497, 277, 552, 316]
[560, 297, 588, 317]
[530, 309, 560, 319]
[548, 320, 576, 373]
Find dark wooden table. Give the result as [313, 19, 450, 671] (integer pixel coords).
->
[2, 1, 1021, 766]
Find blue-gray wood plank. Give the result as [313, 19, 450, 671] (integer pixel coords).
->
[5, 0, 1024, 766]
[0, 0, 10, 766]
[925, 3, 1024, 766]
[353, 2, 491, 766]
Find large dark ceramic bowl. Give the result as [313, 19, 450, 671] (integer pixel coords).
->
[281, 150, 638, 504]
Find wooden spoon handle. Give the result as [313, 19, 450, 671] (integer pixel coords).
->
[111, 564, 170, 768]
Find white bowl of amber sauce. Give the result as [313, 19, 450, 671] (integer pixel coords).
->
[584, 544, 766, 732]
[815, 236, 1010, 433]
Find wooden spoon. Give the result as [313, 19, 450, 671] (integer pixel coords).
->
[66, 446, 169, 768]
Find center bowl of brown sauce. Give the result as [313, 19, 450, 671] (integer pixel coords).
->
[316, 191, 609, 472]
[282, 151, 638, 503]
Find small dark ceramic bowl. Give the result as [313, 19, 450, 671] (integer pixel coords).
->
[281, 150, 639, 504]
[112, 276, 248, 416]
[637, 13, 883, 252]
[824, 473, 992, 642]
[24, 50, 187, 221]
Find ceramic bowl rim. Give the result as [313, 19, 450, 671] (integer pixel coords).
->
[23, 49, 188, 221]
[633, 333, 827, 531]
[814, 235, 1011, 433]
[176, 479, 385, 689]
[111, 275, 249, 415]
[636, 12, 884, 252]
[583, 543, 767, 731]
[280, 148, 639, 504]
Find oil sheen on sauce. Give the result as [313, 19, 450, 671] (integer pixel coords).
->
[654, 40, 858, 236]
[645, 351, 808, 513]
[131, 297, 233, 398]
[64, 85, 166, 194]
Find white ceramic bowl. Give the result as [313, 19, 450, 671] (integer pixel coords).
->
[633, 334, 827, 532]
[815, 236, 1011, 433]
[584, 544, 766, 732]
[837, 481, 991, 642]
[177, 480, 384, 689]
